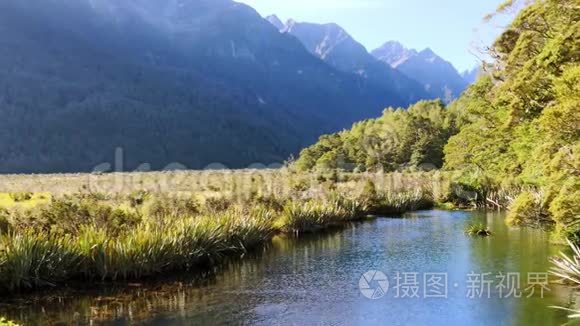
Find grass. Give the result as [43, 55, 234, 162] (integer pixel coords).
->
[549, 240, 580, 319]
[365, 190, 434, 215]
[0, 168, 567, 294]
[0, 208, 275, 290]
[0, 318, 18, 326]
[0, 193, 51, 209]
[275, 196, 365, 233]
[0, 170, 444, 293]
[0, 232, 81, 290]
[464, 224, 492, 237]
[0, 188, 436, 293]
[550, 240, 580, 286]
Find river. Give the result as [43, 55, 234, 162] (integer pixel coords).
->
[1, 210, 576, 325]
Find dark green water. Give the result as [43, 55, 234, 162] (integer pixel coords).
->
[1, 210, 578, 325]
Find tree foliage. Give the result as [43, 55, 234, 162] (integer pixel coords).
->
[295, 0, 579, 238]
[444, 0, 579, 236]
[445, 0, 578, 181]
[295, 100, 460, 172]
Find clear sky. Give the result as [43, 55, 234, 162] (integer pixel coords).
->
[236, 0, 515, 72]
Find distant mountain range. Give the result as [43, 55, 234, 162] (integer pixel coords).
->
[275, 17, 431, 104]
[269, 17, 472, 103]
[460, 66, 483, 85]
[371, 41, 469, 101]
[0, 0, 433, 173]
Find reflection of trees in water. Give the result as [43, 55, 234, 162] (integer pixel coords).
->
[0, 226, 348, 324]
[466, 211, 569, 326]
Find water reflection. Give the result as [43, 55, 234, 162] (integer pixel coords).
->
[0, 211, 577, 325]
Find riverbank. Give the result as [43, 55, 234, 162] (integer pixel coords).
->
[2, 168, 567, 295]
[0, 170, 437, 294]
[1, 210, 572, 325]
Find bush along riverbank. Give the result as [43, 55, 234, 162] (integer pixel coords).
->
[292, 0, 579, 243]
[0, 177, 435, 294]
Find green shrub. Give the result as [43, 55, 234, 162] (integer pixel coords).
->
[290, 178, 309, 193]
[446, 182, 483, 207]
[10, 199, 141, 236]
[75, 210, 274, 281]
[221, 208, 275, 251]
[71, 192, 110, 201]
[276, 195, 365, 233]
[9, 192, 33, 202]
[250, 195, 287, 212]
[0, 232, 82, 291]
[327, 192, 367, 220]
[0, 209, 10, 235]
[465, 224, 492, 237]
[128, 190, 151, 207]
[146, 195, 200, 220]
[365, 190, 433, 215]
[506, 191, 551, 227]
[549, 179, 580, 227]
[558, 221, 580, 245]
[203, 196, 232, 214]
[0, 318, 19, 326]
[0, 175, 439, 293]
[277, 201, 327, 233]
[360, 179, 378, 201]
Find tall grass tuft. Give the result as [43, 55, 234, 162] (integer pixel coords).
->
[0, 232, 82, 291]
[0, 317, 19, 326]
[74, 212, 273, 281]
[464, 224, 492, 237]
[365, 189, 434, 215]
[0, 173, 439, 293]
[549, 240, 580, 319]
[550, 240, 580, 286]
[275, 194, 366, 233]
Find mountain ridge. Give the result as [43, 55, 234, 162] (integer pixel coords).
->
[0, 0, 423, 173]
[270, 18, 433, 105]
[372, 40, 468, 101]
[269, 17, 469, 103]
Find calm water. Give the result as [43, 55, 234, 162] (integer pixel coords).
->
[1, 210, 578, 325]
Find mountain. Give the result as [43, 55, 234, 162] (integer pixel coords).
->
[370, 41, 417, 68]
[265, 14, 284, 30]
[371, 41, 468, 102]
[461, 66, 482, 84]
[270, 19, 432, 105]
[0, 0, 421, 173]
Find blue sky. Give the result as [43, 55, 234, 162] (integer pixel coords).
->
[236, 0, 515, 72]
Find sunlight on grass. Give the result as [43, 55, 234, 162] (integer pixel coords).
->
[0, 193, 51, 209]
[0, 172, 437, 293]
[0, 317, 18, 326]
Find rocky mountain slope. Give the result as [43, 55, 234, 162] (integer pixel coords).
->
[0, 0, 426, 173]
[270, 18, 431, 105]
[372, 41, 468, 101]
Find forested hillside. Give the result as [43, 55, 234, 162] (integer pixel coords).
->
[295, 0, 579, 240]
[0, 0, 423, 173]
[294, 100, 460, 172]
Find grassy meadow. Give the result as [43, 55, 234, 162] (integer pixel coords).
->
[0, 169, 448, 294]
